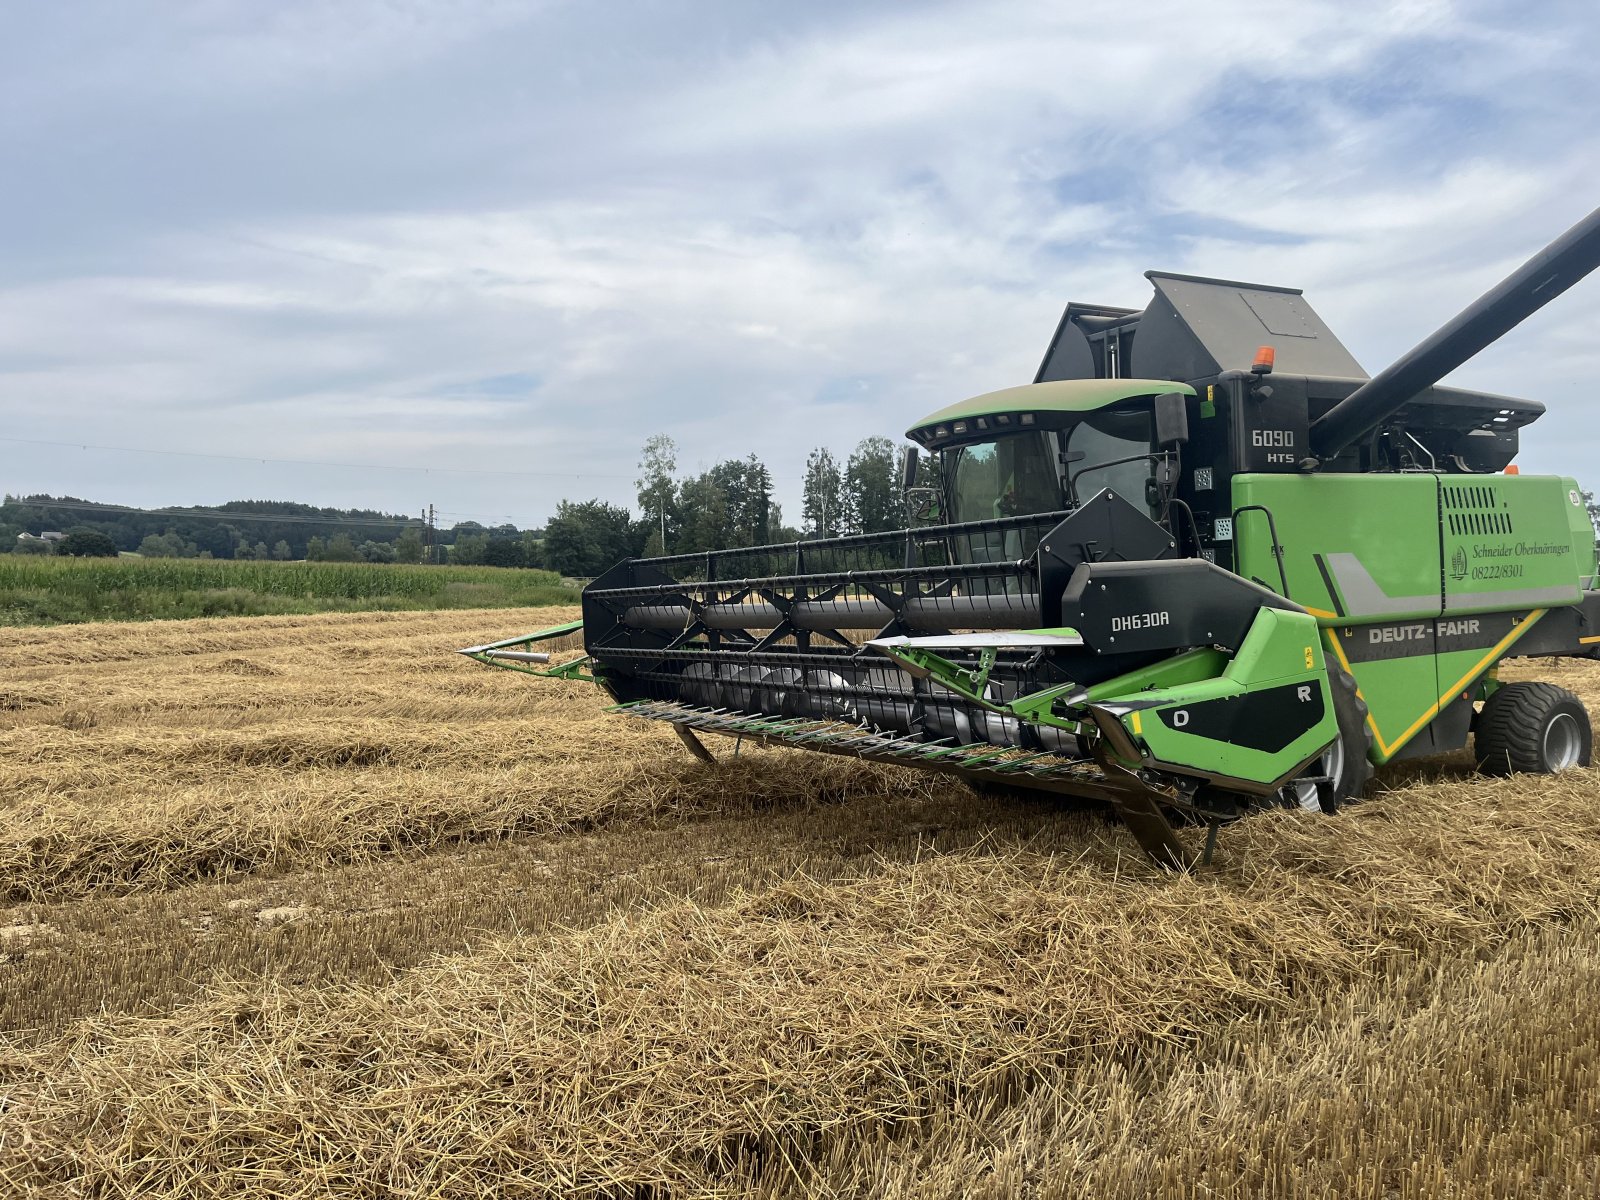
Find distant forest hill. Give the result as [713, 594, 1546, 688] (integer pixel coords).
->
[1, 495, 544, 567]
[3, 432, 913, 575]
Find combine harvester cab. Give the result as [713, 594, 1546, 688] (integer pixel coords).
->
[466, 207, 1600, 867]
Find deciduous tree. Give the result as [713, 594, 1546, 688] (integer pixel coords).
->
[482, 538, 526, 568]
[674, 457, 774, 553]
[324, 533, 360, 562]
[635, 435, 678, 556]
[395, 528, 424, 564]
[137, 531, 197, 558]
[803, 447, 844, 537]
[542, 500, 641, 577]
[56, 529, 119, 557]
[452, 533, 489, 565]
[844, 436, 901, 534]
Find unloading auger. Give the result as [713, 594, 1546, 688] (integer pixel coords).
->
[464, 206, 1600, 866]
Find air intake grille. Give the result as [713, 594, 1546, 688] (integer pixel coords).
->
[1442, 483, 1512, 536]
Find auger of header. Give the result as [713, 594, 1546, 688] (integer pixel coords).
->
[464, 206, 1600, 867]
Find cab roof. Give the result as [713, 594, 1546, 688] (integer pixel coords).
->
[906, 379, 1194, 447]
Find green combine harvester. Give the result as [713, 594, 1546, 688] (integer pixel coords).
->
[465, 207, 1600, 866]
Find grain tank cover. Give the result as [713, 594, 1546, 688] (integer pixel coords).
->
[1133, 272, 1369, 382]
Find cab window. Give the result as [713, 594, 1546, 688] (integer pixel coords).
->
[949, 432, 1061, 523]
[1066, 408, 1155, 508]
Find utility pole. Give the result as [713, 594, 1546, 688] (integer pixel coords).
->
[423, 505, 437, 564]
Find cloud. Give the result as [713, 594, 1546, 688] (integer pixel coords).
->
[2, 0, 1598, 524]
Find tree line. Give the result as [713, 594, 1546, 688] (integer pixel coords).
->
[0, 496, 547, 566]
[0, 497, 441, 561]
[3, 433, 910, 575]
[540, 434, 904, 577]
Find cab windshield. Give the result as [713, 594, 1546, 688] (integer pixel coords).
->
[948, 432, 1061, 523]
[945, 406, 1155, 525]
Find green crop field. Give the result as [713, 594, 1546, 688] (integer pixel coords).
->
[0, 556, 579, 625]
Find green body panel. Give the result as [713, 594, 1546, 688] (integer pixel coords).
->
[1430, 613, 1537, 710]
[1320, 635, 1441, 764]
[1563, 476, 1599, 589]
[907, 379, 1194, 435]
[1083, 646, 1228, 702]
[1006, 647, 1229, 733]
[1233, 472, 1587, 763]
[1113, 608, 1336, 785]
[1233, 474, 1443, 620]
[1234, 472, 1589, 620]
[1439, 475, 1584, 614]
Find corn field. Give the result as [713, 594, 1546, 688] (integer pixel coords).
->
[2, 607, 1598, 1197]
[0, 556, 576, 624]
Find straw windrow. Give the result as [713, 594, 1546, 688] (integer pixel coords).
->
[1, 609, 1597, 1196]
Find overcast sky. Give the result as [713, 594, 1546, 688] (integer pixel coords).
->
[2, 0, 1598, 530]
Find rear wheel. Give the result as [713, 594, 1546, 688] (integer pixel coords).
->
[1284, 661, 1373, 814]
[1475, 682, 1592, 775]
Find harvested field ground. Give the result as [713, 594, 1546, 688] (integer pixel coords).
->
[1, 607, 1598, 1197]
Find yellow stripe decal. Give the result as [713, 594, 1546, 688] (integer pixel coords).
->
[1580, 635, 1600, 645]
[1323, 611, 1546, 761]
[1130, 711, 1142, 736]
[1323, 632, 1389, 756]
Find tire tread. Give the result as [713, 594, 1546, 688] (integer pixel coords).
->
[1321, 661, 1374, 812]
[1475, 682, 1591, 775]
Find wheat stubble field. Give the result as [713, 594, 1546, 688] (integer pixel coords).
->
[2, 607, 1599, 1198]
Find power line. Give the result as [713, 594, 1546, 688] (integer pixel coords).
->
[0, 435, 637, 481]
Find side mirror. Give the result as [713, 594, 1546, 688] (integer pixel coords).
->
[906, 487, 941, 525]
[901, 447, 919, 492]
[1155, 392, 1189, 447]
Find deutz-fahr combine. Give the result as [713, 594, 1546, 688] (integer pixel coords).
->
[465, 207, 1600, 866]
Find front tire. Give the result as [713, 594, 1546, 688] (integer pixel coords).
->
[1475, 682, 1592, 776]
[1285, 661, 1374, 814]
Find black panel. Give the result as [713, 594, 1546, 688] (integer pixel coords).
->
[1059, 557, 1303, 655]
[1502, 600, 1600, 658]
[1335, 611, 1531, 665]
[1035, 320, 1097, 381]
[1437, 613, 1518, 655]
[1334, 619, 1436, 664]
[1169, 377, 1237, 570]
[1231, 373, 1311, 473]
[1035, 488, 1178, 626]
[1123, 294, 1215, 382]
[1154, 681, 1326, 753]
[1141, 272, 1367, 380]
[1034, 301, 1140, 382]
